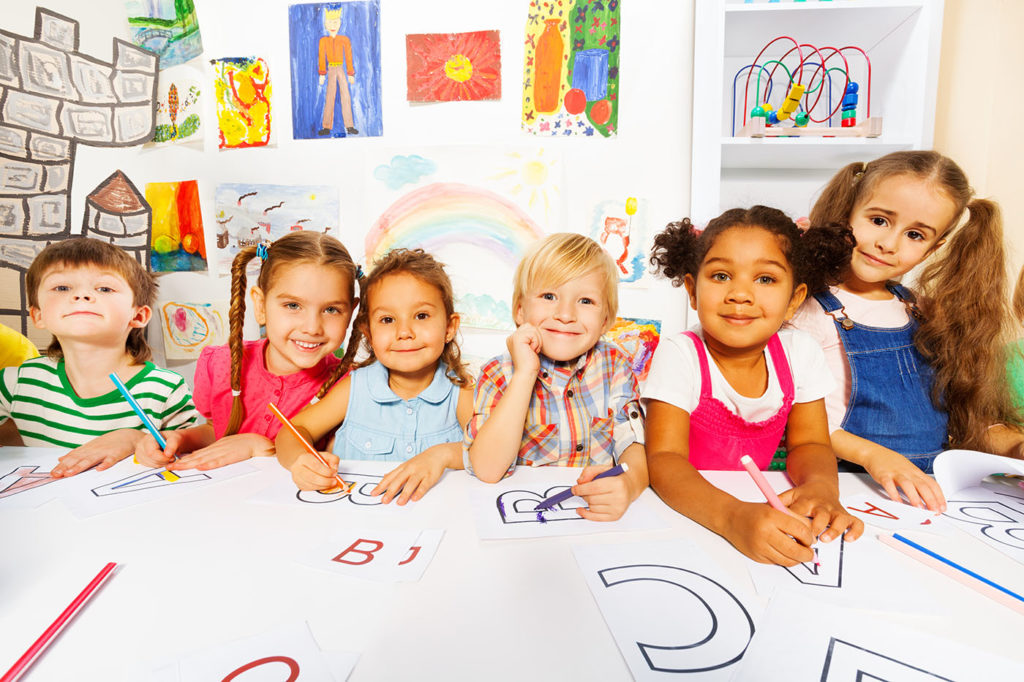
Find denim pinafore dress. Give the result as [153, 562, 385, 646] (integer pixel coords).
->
[813, 284, 948, 473]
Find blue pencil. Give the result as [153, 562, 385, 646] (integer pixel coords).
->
[109, 372, 166, 449]
[881, 533, 1024, 614]
[533, 462, 629, 511]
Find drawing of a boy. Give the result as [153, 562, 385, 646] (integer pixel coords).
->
[318, 7, 358, 135]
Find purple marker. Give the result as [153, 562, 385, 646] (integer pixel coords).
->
[534, 462, 629, 512]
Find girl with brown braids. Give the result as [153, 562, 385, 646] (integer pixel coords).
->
[136, 231, 358, 470]
[276, 248, 473, 505]
[789, 151, 1024, 513]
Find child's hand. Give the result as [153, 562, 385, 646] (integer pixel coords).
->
[727, 502, 818, 566]
[507, 323, 542, 377]
[135, 431, 181, 468]
[50, 429, 142, 477]
[573, 464, 634, 522]
[371, 444, 452, 504]
[779, 480, 865, 543]
[861, 448, 946, 512]
[169, 433, 274, 471]
[289, 450, 341, 491]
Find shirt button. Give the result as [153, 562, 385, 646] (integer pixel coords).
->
[406, 407, 413, 414]
[575, 444, 583, 452]
[365, 441, 372, 448]
[541, 371, 548, 378]
[567, 390, 574, 398]
[265, 415, 271, 422]
[630, 412, 638, 419]
[406, 445, 413, 453]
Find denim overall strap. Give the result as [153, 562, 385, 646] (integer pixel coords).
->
[682, 331, 793, 470]
[814, 287, 947, 473]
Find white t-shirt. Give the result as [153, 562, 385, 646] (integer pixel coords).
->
[642, 326, 836, 422]
[787, 286, 911, 433]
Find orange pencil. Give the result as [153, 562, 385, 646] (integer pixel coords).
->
[268, 402, 351, 494]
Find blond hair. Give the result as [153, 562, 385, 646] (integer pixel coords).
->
[513, 233, 619, 322]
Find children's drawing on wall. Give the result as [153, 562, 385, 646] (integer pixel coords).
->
[211, 57, 272, 149]
[82, 171, 152, 271]
[604, 317, 661, 383]
[213, 184, 340, 275]
[159, 300, 227, 360]
[0, 8, 157, 336]
[146, 180, 206, 272]
[522, 0, 620, 137]
[406, 30, 501, 102]
[365, 181, 542, 331]
[125, 0, 202, 68]
[288, 1, 382, 139]
[590, 196, 649, 284]
[150, 65, 202, 145]
[365, 146, 562, 330]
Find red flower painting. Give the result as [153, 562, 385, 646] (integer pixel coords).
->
[406, 30, 501, 102]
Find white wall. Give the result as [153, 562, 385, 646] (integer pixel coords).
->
[4, 0, 695, 379]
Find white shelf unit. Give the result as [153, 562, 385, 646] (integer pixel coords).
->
[690, 0, 944, 223]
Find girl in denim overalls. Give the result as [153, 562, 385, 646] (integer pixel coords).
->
[276, 248, 475, 505]
[644, 206, 864, 566]
[790, 151, 1024, 513]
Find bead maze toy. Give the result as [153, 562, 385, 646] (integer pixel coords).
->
[732, 36, 881, 138]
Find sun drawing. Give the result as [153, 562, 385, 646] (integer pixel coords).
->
[406, 30, 501, 102]
[490, 148, 561, 221]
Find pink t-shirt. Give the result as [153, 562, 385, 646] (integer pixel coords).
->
[787, 286, 910, 433]
[192, 339, 340, 440]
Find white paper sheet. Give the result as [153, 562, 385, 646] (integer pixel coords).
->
[573, 539, 763, 681]
[841, 492, 949, 535]
[745, 533, 934, 613]
[55, 457, 254, 518]
[932, 449, 1024, 566]
[248, 461, 419, 514]
[297, 528, 444, 583]
[734, 591, 1023, 681]
[177, 621, 337, 681]
[0, 447, 70, 509]
[466, 466, 667, 539]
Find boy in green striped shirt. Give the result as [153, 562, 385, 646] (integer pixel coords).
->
[0, 238, 199, 476]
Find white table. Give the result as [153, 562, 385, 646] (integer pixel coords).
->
[2, 451, 1022, 680]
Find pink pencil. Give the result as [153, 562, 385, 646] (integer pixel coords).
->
[1, 562, 117, 682]
[739, 454, 792, 515]
[740, 455, 818, 563]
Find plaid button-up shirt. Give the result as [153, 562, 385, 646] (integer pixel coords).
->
[464, 341, 644, 477]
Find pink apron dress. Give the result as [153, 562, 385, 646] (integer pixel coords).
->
[683, 331, 794, 470]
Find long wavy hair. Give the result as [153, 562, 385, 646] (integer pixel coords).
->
[811, 150, 1020, 448]
[348, 248, 472, 387]
[226, 231, 358, 436]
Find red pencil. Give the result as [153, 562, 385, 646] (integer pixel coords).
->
[268, 402, 351, 494]
[2, 562, 117, 682]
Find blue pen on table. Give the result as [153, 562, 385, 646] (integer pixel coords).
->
[879, 533, 1024, 615]
[533, 462, 629, 512]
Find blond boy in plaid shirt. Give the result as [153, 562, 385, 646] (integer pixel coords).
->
[464, 234, 649, 521]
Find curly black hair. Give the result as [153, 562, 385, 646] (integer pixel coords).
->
[649, 205, 854, 294]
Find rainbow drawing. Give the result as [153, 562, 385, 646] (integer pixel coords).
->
[364, 182, 544, 263]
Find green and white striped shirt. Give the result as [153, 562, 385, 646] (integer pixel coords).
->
[0, 356, 200, 448]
